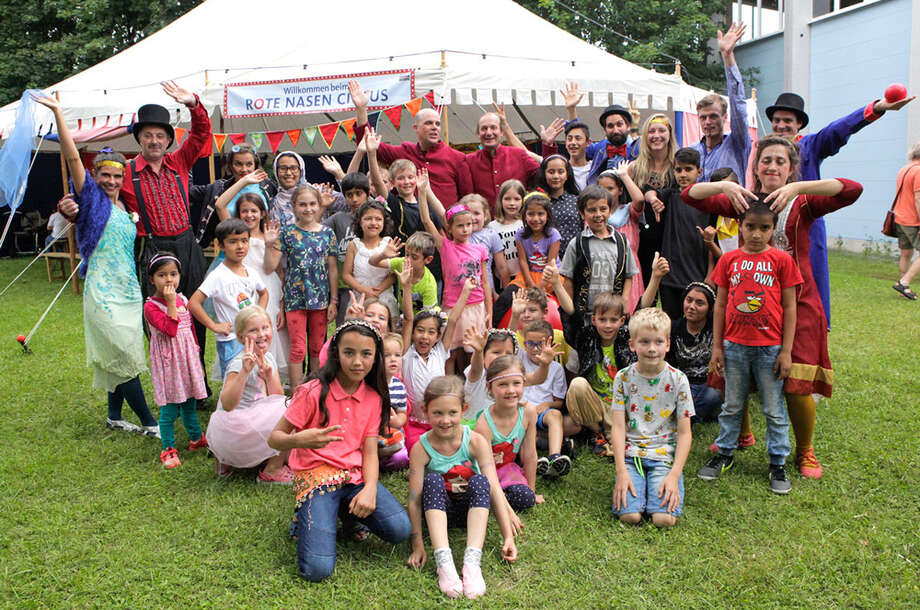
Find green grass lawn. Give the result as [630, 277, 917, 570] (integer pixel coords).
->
[0, 250, 918, 607]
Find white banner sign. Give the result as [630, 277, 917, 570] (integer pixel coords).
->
[223, 69, 415, 118]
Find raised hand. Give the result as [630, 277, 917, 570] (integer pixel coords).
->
[264, 219, 281, 244]
[397, 262, 413, 287]
[363, 127, 381, 153]
[540, 118, 565, 145]
[416, 167, 429, 193]
[462, 326, 488, 353]
[161, 80, 196, 106]
[348, 80, 369, 108]
[541, 261, 560, 286]
[241, 336, 258, 373]
[346, 290, 366, 319]
[875, 94, 916, 113]
[243, 169, 268, 185]
[718, 21, 747, 57]
[650, 251, 670, 278]
[560, 82, 584, 109]
[383, 236, 404, 259]
[510, 289, 528, 316]
[535, 337, 561, 366]
[317, 183, 337, 209]
[627, 98, 641, 127]
[492, 102, 508, 127]
[31, 93, 60, 112]
[616, 159, 631, 177]
[317, 155, 344, 180]
[58, 193, 79, 219]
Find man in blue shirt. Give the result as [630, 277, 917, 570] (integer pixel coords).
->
[691, 22, 751, 182]
[563, 83, 639, 185]
[764, 89, 915, 326]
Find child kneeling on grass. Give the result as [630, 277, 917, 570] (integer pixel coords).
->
[611, 308, 693, 527]
[268, 320, 411, 582]
[407, 376, 517, 600]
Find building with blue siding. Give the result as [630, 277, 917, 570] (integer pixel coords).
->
[733, 0, 920, 248]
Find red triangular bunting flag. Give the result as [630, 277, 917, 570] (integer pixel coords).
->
[367, 111, 381, 130]
[405, 98, 423, 117]
[318, 122, 340, 148]
[213, 133, 228, 152]
[266, 131, 285, 153]
[341, 118, 357, 141]
[424, 90, 436, 107]
[286, 129, 301, 148]
[174, 127, 186, 145]
[228, 133, 246, 145]
[383, 106, 402, 131]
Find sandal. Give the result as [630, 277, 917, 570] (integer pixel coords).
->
[893, 281, 918, 300]
[257, 465, 293, 485]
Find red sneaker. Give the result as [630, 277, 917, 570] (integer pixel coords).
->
[796, 447, 823, 479]
[709, 432, 756, 453]
[188, 434, 208, 451]
[160, 448, 181, 469]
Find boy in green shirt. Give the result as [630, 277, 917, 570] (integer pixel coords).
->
[370, 231, 438, 315]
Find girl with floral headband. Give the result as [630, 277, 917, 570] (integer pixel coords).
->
[268, 319, 410, 582]
[35, 94, 159, 438]
[417, 168, 492, 375]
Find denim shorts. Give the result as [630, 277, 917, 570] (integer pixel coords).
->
[612, 457, 684, 517]
[216, 339, 243, 379]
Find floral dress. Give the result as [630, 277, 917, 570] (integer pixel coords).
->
[80, 179, 147, 392]
[280, 224, 337, 311]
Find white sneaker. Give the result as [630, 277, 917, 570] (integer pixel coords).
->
[106, 418, 140, 433]
[141, 425, 161, 439]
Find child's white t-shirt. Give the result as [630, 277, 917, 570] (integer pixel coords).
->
[402, 341, 449, 422]
[197, 263, 266, 342]
[521, 354, 568, 406]
[462, 364, 493, 420]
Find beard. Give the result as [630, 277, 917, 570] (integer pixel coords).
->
[606, 132, 627, 147]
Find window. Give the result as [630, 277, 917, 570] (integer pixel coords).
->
[813, 0, 865, 17]
[733, 0, 784, 41]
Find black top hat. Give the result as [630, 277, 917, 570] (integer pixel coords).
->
[132, 104, 175, 146]
[765, 93, 809, 129]
[599, 104, 632, 128]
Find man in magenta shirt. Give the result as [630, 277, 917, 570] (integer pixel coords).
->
[465, 113, 559, 210]
[350, 81, 472, 205]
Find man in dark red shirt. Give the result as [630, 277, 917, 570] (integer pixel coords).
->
[122, 81, 213, 399]
[350, 81, 472, 206]
[465, 112, 560, 212]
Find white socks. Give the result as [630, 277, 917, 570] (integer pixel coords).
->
[463, 546, 482, 567]
[433, 547, 455, 570]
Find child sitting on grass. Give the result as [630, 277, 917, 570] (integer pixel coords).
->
[611, 307, 693, 527]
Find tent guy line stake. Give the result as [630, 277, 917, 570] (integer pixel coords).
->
[23, 261, 80, 347]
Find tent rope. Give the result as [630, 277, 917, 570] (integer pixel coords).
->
[0, 221, 74, 299]
[23, 261, 80, 346]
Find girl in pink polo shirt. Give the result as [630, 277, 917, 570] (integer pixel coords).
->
[268, 319, 410, 582]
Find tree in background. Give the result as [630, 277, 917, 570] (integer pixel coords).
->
[515, 0, 746, 92]
[0, 0, 204, 105]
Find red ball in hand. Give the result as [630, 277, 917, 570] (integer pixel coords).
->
[885, 83, 908, 103]
[16, 334, 26, 343]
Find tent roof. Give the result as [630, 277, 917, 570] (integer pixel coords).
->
[2, 0, 733, 152]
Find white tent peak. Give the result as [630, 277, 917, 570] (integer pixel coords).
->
[2, 0, 733, 150]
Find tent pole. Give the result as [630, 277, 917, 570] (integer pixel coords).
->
[55, 91, 80, 295]
[440, 51, 450, 146]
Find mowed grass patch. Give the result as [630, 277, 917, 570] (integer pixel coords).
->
[0, 250, 917, 607]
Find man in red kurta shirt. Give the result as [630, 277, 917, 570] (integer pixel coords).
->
[465, 112, 559, 212]
[350, 81, 472, 206]
[121, 81, 213, 399]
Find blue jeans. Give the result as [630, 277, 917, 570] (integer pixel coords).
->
[611, 457, 684, 517]
[715, 341, 790, 464]
[690, 383, 723, 423]
[295, 482, 410, 582]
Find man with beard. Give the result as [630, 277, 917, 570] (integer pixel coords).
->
[691, 22, 751, 182]
[562, 82, 639, 185]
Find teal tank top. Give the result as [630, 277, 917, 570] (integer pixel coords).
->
[421, 426, 481, 476]
[481, 406, 526, 467]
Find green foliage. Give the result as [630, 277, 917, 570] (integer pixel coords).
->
[0, 0, 203, 106]
[516, 0, 738, 91]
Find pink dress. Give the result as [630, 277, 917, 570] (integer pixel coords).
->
[144, 295, 208, 407]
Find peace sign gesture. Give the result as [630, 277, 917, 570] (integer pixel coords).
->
[346, 290, 366, 319]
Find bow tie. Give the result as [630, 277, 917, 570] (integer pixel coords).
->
[606, 144, 627, 159]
